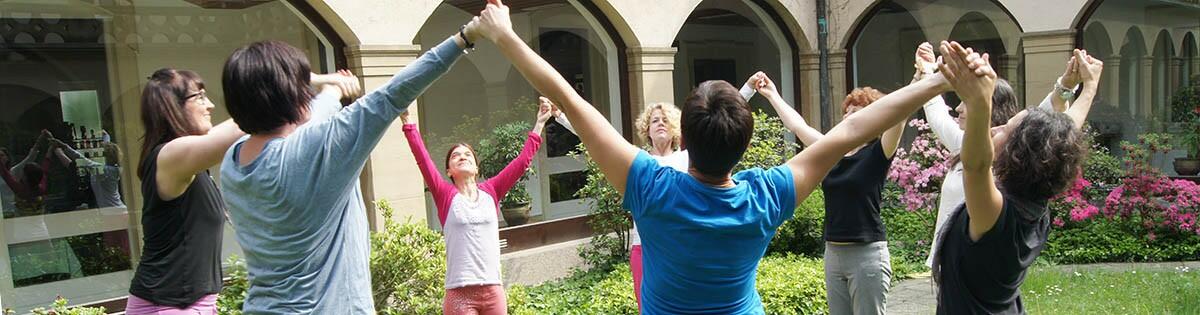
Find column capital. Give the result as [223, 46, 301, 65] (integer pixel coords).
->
[1021, 30, 1076, 55]
[627, 46, 677, 73]
[344, 44, 423, 77]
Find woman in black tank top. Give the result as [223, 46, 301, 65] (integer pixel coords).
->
[753, 71, 905, 315]
[127, 68, 360, 313]
[932, 43, 1092, 314]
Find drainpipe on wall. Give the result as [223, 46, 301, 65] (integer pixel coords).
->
[816, 0, 832, 131]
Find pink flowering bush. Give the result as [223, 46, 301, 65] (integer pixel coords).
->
[1098, 134, 1200, 235]
[887, 119, 952, 212]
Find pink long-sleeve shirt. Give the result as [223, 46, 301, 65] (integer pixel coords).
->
[403, 123, 542, 289]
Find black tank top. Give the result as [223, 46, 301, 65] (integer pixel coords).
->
[821, 140, 892, 242]
[129, 144, 224, 307]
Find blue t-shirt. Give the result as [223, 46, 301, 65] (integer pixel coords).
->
[623, 151, 796, 314]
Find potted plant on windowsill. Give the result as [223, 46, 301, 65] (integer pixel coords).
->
[479, 121, 536, 226]
[1170, 76, 1200, 176]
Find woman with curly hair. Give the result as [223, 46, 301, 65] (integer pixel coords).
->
[932, 41, 1093, 314]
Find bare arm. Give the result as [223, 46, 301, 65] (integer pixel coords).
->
[479, 1, 638, 193]
[1065, 49, 1102, 130]
[156, 119, 245, 200]
[752, 72, 824, 146]
[941, 41, 1004, 242]
[786, 74, 944, 204]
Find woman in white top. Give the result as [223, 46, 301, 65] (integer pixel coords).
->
[918, 42, 1104, 267]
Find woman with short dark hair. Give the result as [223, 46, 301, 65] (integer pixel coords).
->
[126, 67, 358, 314]
[216, 20, 482, 313]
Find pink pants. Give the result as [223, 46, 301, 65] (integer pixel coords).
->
[125, 294, 217, 315]
[631, 244, 644, 310]
[444, 284, 507, 315]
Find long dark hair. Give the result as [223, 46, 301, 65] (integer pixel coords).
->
[948, 78, 1021, 167]
[139, 68, 205, 179]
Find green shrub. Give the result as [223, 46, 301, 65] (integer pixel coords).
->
[736, 110, 799, 173]
[478, 121, 536, 207]
[507, 265, 637, 315]
[880, 203, 935, 276]
[573, 143, 632, 272]
[217, 255, 249, 315]
[757, 255, 828, 315]
[370, 200, 447, 314]
[508, 257, 827, 315]
[767, 188, 825, 258]
[2, 298, 107, 315]
[1042, 218, 1200, 264]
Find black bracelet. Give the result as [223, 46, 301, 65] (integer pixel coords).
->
[459, 25, 475, 50]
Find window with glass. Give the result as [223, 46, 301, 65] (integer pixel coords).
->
[1079, 0, 1200, 173]
[0, 0, 335, 312]
[673, 0, 795, 115]
[416, 0, 619, 230]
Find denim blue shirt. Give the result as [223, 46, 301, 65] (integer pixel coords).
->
[220, 37, 464, 314]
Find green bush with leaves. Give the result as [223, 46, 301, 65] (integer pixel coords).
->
[1, 298, 107, 315]
[573, 143, 631, 272]
[217, 255, 249, 315]
[1042, 217, 1200, 264]
[479, 121, 536, 207]
[735, 110, 800, 173]
[767, 188, 825, 258]
[370, 200, 447, 314]
[507, 256, 826, 315]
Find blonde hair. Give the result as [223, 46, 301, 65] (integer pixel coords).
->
[634, 102, 682, 150]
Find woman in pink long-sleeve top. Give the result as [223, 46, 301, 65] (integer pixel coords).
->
[400, 103, 550, 315]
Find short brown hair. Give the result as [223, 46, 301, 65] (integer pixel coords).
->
[222, 40, 314, 134]
[681, 80, 754, 177]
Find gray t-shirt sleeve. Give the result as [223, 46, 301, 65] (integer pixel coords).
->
[281, 37, 465, 191]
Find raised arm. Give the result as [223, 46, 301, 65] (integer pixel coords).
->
[941, 41, 1004, 242]
[288, 34, 467, 191]
[400, 112, 456, 225]
[752, 72, 824, 146]
[786, 72, 945, 204]
[478, 1, 639, 193]
[1065, 49, 1102, 130]
[156, 118, 246, 199]
[1043, 56, 1080, 113]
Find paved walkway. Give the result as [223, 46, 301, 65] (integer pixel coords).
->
[885, 261, 1200, 315]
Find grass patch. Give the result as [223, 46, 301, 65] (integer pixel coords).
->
[1022, 265, 1200, 314]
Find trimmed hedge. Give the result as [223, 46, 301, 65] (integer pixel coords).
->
[508, 256, 827, 315]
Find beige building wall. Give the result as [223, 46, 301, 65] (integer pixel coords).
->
[311, 0, 1195, 230]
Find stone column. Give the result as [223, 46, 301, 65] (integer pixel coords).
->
[345, 44, 428, 231]
[828, 50, 847, 127]
[1021, 30, 1075, 109]
[1140, 57, 1154, 119]
[798, 52, 823, 130]
[626, 46, 677, 146]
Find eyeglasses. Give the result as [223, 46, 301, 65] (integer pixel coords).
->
[184, 90, 208, 102]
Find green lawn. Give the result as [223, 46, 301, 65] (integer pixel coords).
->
[1022, 265, 1200, 314]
